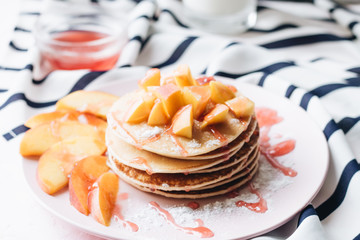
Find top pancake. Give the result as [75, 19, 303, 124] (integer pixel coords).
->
[107, 90, 252, 158]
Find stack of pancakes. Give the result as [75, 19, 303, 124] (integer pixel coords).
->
[105, 91, 260, 199]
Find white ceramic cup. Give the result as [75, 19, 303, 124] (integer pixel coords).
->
[183, 0, 257, 34]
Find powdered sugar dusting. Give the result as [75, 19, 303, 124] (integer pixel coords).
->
[188, 139, 201, 148]
[205, 139, 220, 148]
[137, 126, 162, 139]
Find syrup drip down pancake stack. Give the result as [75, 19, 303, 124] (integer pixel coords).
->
[106, 65, 260, 199]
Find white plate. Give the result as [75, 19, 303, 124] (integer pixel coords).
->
[23, 76, 329, 240]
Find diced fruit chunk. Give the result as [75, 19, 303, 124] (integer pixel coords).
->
[195, 76, 215, 86]
[148, 99, 169, 126]
[209, 81, 236, 104]
[69, 156, 109, 215]
[155, 83, 183, 118]
[20, 121, 103, 157]
[124, 95, 153, 124]
[37, 137, 106, 195]
[138, 68, 161, 89]
[160, 75, 176, 86]
[225, 95, 254, 118]
[172, 105, 193, 138]
[88, 172, 119, 226]
[201, 104, 229, 129]
[56, 90, 119, 119]
[173, 64, 196, 87]
[182, 86, 211, 119]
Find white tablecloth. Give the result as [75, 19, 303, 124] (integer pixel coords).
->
[1, 0, 359, 239]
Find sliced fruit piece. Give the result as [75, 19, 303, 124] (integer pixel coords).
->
[225, 95, 254, 118]
[37, 137, 106, 195]
[155, 83, 183, 118]
[148, 99, 170, 126]
[20, 121, 103, 157]
[69, 156, 109, 215]
[195, 76, 215, 86]
[201, 104, 229, 129]
[138, 68, 161, 90]
[173, 64, 196, 87]
[25, 110, 107, 129]
[124, 96, 152, 124]
[226, 84, 238, 93]
[182, 86, 211, 119]
[88, 172, 119, 226]
[209, 81, 236, 104]
[160, 74, 176, 86]
[142, 91, 156, 110]
[56, 90, 119, 119]
[172, 104, 193, 138]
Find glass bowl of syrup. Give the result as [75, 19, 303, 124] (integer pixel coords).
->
[35, 3, 127, 72]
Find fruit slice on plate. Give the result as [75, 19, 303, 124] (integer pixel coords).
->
[25, 110, 107, 130]
[37, 137, 106, 195]
[69, 155, 109, 215]
[20, 121, 104, 157]
[88, 172, 119, 226]
[56, 90, 119, 119]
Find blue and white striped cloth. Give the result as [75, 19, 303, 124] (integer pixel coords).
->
[1, 0, 359, 239]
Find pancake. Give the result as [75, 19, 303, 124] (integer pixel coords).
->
[106, 119, 259, 174]
[192, 132, 259, 173]
[107, 145, 260, 192]
[107, 90, 253, 158]
[125, 163, 259, 199]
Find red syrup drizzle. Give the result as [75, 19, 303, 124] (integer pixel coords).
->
[208, 126, 228, 145]
[236, 183, 268, 213]
[255, 107, 298, 177]
[112, 112, 162, 150]
[113, 193, 139, 232]
[187, 201, 200, 210]
[130, 157, 153, 175]
[149, 201, 214, 238]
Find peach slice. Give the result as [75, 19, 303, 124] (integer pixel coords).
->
[124, 95, 153, 124]
[182, 86, 211, 119]
[201, 104, 229, 129]
[20, 121, 103, 157]
[160, 74, 177, 86]
[37, 137, 106, 195]
[25, 110, 107, 129]
[155, 83, 184, 118]
[172, 104, 193, 138]
[88, 172, 119, 226]
[138, 68, 161, 90]
[56, 90, 119, 119]
[225, 95, 254, 118]
[69, 156, 109, 215]
[195, 76, 215, 86]
[173, 64, 196, 87]
[209, 81, 236, 104]
[148, 99, 169, 126]
[24, 110, 107, 141]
